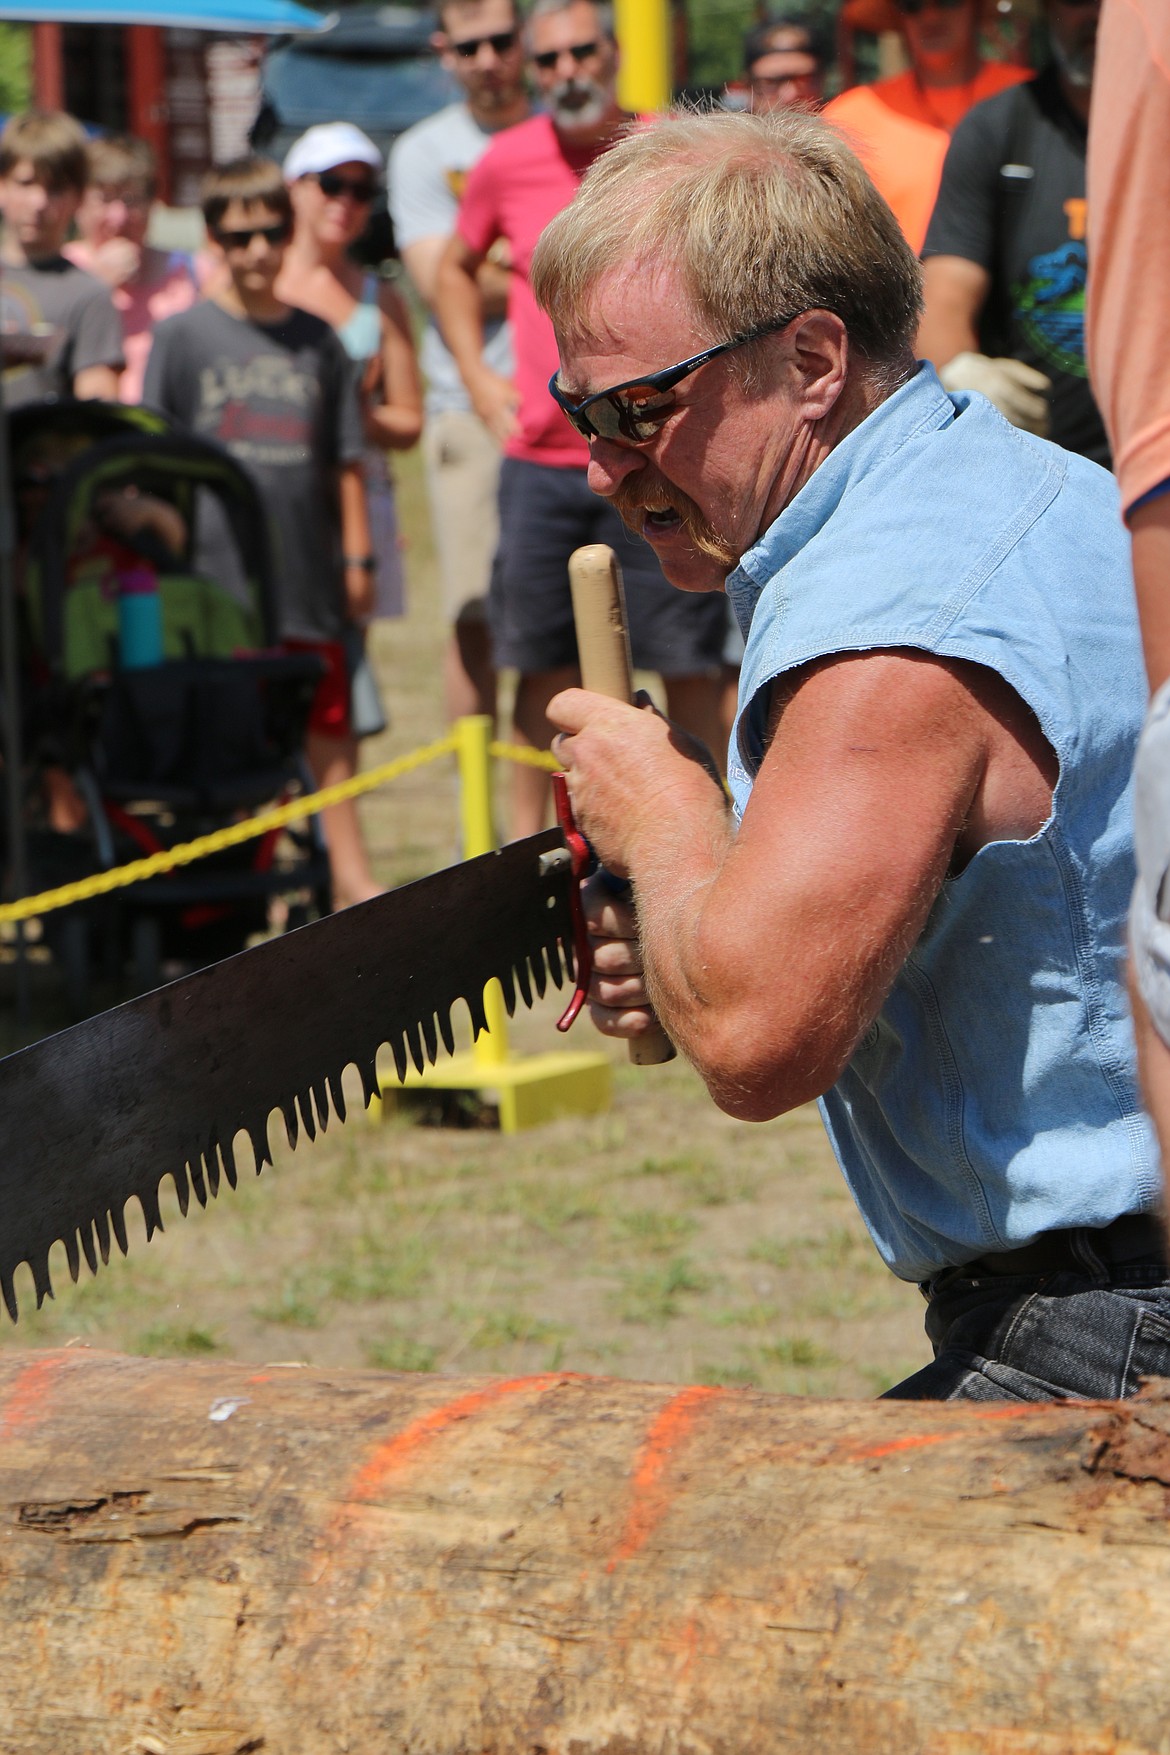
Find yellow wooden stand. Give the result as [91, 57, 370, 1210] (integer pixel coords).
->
[376, 716, 612, 1133]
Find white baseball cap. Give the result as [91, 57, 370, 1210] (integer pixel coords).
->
[283, 123, 383, 183]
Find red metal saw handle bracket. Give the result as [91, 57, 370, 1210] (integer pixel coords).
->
[552, 771, 592, 1032]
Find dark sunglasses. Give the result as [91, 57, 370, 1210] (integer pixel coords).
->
[214, 221, 291, 250]
[894, 0, 964, 12]
[452, 27, 519, 56]
[316, 170, 378, 202]
[548, 316, 798, 444]
[532, 39, 602, 70]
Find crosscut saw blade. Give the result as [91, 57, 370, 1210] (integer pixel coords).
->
[0, 829, 574, 1322]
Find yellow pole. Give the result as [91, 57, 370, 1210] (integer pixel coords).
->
[454, 715, 509, 1069]
[614, 0, 672, 113]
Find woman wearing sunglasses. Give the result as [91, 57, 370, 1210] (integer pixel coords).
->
[278, 123, 424, 828]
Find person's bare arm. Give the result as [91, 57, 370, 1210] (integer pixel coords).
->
[73, 364, 121, 400]
[918, 255, 988, 364]
[339, 460, 373, 621]
[551, 650, 1054, 1121]
[363, 281, 424, 452]
[402, 235, 511, 321]
[921, 255, 1051, 435]
[1131, 492, 1170, 693]
[434, 232, 519, 444]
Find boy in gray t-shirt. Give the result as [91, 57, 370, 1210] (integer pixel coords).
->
[144, 156, 379, 911]
[0, 110, 123, 406]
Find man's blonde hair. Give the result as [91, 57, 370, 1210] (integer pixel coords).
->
[529, 108, 922, 376]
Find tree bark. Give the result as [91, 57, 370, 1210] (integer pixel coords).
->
[0, 1349, 1168, 1754]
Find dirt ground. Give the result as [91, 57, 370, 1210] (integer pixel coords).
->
[0, 446, 929, 1397]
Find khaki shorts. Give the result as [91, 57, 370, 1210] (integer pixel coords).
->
[422, 408, 501, 626]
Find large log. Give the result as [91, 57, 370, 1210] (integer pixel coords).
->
[0, 1350, 1168, 1753]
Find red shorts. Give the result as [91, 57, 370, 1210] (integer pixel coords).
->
[282, 638, 350, 738]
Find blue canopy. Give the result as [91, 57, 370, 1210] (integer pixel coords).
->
[0, 0, 330, 29]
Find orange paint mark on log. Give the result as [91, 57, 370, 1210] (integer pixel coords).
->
[607, 1384, 723, 1571]
[0, 1354, 64, 1440]
[849, 1404, 1053, 1461]
[346, 1373, 568, 1506]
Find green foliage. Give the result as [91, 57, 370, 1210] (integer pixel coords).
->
[0, 25, 30, 117]
[685, 0, 756, 89]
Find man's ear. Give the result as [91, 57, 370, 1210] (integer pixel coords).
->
[789, 309, 848, 421]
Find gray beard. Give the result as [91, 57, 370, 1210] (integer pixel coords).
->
[1051, 35, 1094, 89]
[548, 79, 610, 132]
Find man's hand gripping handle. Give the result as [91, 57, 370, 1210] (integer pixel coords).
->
[564, 544, 676, 1066]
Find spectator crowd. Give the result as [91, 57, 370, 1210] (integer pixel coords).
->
[0, 0, 1109, 928]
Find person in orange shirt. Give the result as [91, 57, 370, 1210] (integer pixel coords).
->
[824, 0, 1029, 251]
[1086, 0, 1170, 1202]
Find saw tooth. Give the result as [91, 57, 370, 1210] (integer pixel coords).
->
[438, 1006, 455, 1058]
[515, 958, 533, 1010]
[64, 1230, 81, 1284]
[406, 1021, 426, 1076]
[141, 1182, 164, 1241]
[94, 1207, 113, 1264]
[173, 1165, 191, 1219]
[420, 1011, 438, 1067]
[327, 1071, 347, 1124]
[80, 1222, 99, 1276]
[110, 1203, 129, 1256]
[221, 1135, 239, 1190]
[297, 1090, 317, 1143]
[189, 1157, 208, 1209]
[281, 1099, 299, 1151]
[531, 952, 548, 1001]
[251, 1117, 274, 1171]
[468, 989, 487, 1039]
[1, 1273, 16, 1323]
[312, 1080, 330, 1133]
[500, 967, 517, 1017]
[390, 1035, 409, 1085]
[30, 1252, 53, 1310]
[205, 1147, 222, 1200]
[359, 1056, 380, 1109]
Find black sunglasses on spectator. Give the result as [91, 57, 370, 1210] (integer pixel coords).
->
[532, 39, 602, 69]
[548, 316, 799, 443]
[452, 28, 519, 56]
[214, 221, 291, 250]
[316, 171, 377, 202]
[894, 0, 964, 12]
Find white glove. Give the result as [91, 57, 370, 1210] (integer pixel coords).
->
[938, 351, 1052, 438]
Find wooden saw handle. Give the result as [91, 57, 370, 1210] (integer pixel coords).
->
[568, 544, 676, 1067]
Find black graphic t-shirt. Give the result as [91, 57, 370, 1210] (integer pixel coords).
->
[143, 300, 364, 640]
[923, 67, 1109, 466]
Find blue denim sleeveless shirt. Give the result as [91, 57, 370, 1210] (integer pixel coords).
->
[725, 365, 1159, 1281]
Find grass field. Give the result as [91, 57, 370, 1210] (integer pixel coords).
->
[0, 446, 929, 1396]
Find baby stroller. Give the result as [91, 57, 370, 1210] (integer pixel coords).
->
[15, 401, 331, 1013]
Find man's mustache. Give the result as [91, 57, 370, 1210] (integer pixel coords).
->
[608, 478, 739, 568]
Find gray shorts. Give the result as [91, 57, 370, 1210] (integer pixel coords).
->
[490, 457, 726, 675]
[1131, 676, 1170, 1044]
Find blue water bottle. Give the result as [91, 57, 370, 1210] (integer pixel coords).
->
[118, 563, 163, 668]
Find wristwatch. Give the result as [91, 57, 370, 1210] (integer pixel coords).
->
[344, 555, 376, 570]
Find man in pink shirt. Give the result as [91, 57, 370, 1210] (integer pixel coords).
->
[436, 0, 725, 837]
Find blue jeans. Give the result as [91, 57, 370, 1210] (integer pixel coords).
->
[884, 1248, 1170, 1402]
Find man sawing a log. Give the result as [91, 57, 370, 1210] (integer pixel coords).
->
[536, 106, 1170, 1402]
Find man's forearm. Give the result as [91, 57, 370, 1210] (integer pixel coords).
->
[435, 252, 489, 392]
